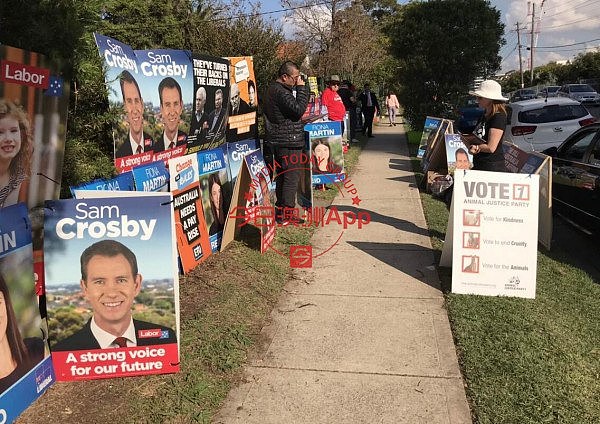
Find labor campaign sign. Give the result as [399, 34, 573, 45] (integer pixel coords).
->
[44, 194, 180, 380]
[0, 204, 54, 423]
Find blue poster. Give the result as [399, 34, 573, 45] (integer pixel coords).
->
[305, 121, 345, 185]
[132, 161, 170, 192]
[0, 203, 54, 421]
[70, 172, 135, 197]
[225, 140, 257, 185]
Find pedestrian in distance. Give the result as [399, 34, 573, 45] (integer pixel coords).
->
[385, 90, 400, 126]
[263, 61, 309, 225]
[461, 80, 508, 172]
[358, 83, 379, 137]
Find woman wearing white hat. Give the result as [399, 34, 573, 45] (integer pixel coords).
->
[463, 80, 508, 172]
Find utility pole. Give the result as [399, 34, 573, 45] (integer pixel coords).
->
[530, 2, 535, 85]
[516, 22, 524, 88]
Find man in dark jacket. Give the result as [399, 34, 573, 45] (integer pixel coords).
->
[358, 83, 379, 137]
[263, 61, 309, 224]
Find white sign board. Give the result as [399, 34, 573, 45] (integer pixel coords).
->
[452, 170, 539, 298]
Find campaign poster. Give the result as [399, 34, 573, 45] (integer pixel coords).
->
[222, 149, 275, 253]
[0, 45, 69, 211]
[70, 172, 135, 197]
[225, 140, 257, 187]
[244, 151, 275, 253]
[187, 54, 230, 154]
[44, 194, 180, 380]
[226, 57, 258, 143]
[417, 116, 442, 159]
[134, 48, 192, 162]
[198, 147, 231, 252]
[93, 33, 156, 173]
[451, 170, 539, 298]
[445, 134, 473, 174]
[132, 161, 169, 192]
[169, 154, 212, 273]
[0, 204, 54, 423]
[306, 121, 345, 185]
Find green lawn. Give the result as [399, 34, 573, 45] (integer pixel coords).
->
[405, 126, 600, 424]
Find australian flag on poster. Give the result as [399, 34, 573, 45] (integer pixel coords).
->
[0, 204, 55, 422]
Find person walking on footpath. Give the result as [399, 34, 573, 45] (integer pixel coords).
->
[462, 80, 508, 172]
[359, 83, 379, 137]
[385, 90, 400, 126]
[263, 61, 309, 225]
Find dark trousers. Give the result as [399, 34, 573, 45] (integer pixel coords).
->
[362, 106, 376, 136]
[274, 146, 304, 212]
[348, 108, 357, 140]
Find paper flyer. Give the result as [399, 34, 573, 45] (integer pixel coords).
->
[445, 134, 473, 174]
[44, 194, 180, 380]
[186, 54, 231, 153]
[169, 154, 212, 273]
[451, 170, 539, 298]
[305, 121, 345, 185]
[0, 203, 54, 422]
[226, 56, 258, 143]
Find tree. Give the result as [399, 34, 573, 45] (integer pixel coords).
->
[389, 0, 504, 127]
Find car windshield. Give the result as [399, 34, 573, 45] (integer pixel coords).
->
[522, 89, 536, 95]
[570, 84, 595, 92]
[547, 86, 559, 93]
[518, 104, 589, 123]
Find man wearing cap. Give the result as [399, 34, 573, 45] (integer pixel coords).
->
[321, 75, 347, 134]
[462, 79, 508, 172]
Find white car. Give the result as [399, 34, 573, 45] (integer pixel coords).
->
[504, 97, 596, 152]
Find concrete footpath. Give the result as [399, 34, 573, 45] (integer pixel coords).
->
[215, 121, 472, 423]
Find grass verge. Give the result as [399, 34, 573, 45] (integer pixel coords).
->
[18, 136, 368, 424]
[405, 124, 600, 424]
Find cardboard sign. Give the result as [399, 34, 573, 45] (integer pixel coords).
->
[445, 134, 474, 174]
[169, 154, 212, 273]
[450, 170, 539, 298]
[0, 204, 54, 422]
[226, 57, 258, 143]
[44, 194, 180, 380]
[417, 116, 443, 159]
[305, 121, 345, 185]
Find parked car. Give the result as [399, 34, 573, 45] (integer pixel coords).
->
[557, 83, 600, 106]
[543, 123, 600, 234]
[538, 85, 560, 98]
[504, 97, 596, 152]
[455, 97, 484, 133]
[510, 88, 537, 102]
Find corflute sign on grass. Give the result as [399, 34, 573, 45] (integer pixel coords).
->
[451, 170, 539, 298]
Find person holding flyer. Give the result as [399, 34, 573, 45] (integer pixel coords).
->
[52, 240, 176, 351]
[462, 80, 508, 172]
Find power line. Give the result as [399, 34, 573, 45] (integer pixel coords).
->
[542, 14, 600, 29]
[212, 1, 331, 21]
[542, 0, 598, 16]
[535, 37, 600, 48]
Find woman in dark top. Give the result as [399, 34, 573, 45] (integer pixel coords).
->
[464, 80, 508, 172]
[0, 276, 44, 394]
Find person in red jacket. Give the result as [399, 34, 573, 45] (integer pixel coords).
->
[321, 75, 347, 135]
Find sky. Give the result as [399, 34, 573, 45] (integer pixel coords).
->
[255, 0, 600, 75]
